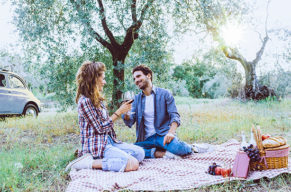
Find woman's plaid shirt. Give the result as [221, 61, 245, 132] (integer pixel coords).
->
[78, 96, 119, 159]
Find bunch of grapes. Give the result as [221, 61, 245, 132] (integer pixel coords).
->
[243, 144, 261, 162]
[208, 162, 220, 175]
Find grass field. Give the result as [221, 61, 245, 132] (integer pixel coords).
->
[0, 97, 290, 191]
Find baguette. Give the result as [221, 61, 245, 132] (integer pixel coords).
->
[262, 136, 287, 148]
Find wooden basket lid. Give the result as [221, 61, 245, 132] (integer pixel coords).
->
[265, 144, 290, 151]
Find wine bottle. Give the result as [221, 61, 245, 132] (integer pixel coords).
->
[249, 130, 257, 148]
[240, 131, 248, 151]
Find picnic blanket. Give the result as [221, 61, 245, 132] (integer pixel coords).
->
[66, 139, 291, 191]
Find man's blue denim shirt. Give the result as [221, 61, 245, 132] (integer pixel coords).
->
[122, 86, 180, 142]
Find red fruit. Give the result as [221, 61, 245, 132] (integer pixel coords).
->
[226, 168, 232, 176]
[221, 168, 228, 177]
[262, 134, 271, 141]
[221, 168, 231, 177]
[215, 167, 222, 175]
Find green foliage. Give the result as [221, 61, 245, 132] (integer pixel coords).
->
[173, 49, 242, 98]
[173, 61, 215, 98]
[259, 69, 291, 98]
[157, 79, 189, 97]
[172, 0, 248, 37]
[11, 0, 172, 108]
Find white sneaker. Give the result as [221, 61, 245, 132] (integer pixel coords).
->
[65, 153, 93, 172]
[163, 151, 182, 159]
[192, 143, 213, 153]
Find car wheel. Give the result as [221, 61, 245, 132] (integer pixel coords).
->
[23, 104, 38, 117]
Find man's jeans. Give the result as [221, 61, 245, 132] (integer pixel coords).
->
[134, 134, 192, 158]
[102, 136, 145, 172]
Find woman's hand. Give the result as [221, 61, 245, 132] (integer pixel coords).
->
[116, 100, 133, 115]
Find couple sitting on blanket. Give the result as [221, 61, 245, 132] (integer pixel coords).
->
[65, 61, 209, 173]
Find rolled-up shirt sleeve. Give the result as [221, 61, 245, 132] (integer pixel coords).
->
[165, 91, 180, 127]
[79, 98, 113, 134]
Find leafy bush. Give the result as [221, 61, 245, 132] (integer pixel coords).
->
[157, 78, 189, 97]
[173, 61, 216, 98]
[173, 49, 242, 98]
[202, 73, 231, 98]
[259, 70, 291, 98]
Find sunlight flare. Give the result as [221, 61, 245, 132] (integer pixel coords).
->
[221, 22, 244, 46]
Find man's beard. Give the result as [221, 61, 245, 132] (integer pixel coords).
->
[138, 80, 148, 90]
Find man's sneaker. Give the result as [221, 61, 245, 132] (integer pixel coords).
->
[163, 151, 182, 159]
[65, 153, 94, 172]
[191, 143, 214, 153]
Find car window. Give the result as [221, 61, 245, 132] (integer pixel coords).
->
[8, 75, 26, 89]
[0, 74, 6, 87]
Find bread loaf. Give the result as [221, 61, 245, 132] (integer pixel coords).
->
[262, 136, 287, 148]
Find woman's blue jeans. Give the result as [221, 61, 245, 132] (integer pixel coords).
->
[101, 136, 145, 172]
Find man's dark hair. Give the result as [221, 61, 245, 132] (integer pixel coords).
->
[132, 65, 153, 81]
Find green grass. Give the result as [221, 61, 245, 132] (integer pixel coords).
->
[0, 98, 290, 191]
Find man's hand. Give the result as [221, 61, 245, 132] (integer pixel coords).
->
[163, 132, 175, 146]
[163, 122, 178, 146]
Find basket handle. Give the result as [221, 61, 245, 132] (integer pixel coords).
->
[256, 125, 264, 152]
[251, 124, 258, 146]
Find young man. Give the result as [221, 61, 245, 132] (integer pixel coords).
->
[122, 65, 202, 159]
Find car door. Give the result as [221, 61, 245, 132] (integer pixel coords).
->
[6, 74, 29, 114]
[0, 73, 12, 114]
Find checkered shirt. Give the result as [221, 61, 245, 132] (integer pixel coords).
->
[78, 96, 119, 159]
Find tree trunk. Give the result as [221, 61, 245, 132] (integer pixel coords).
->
[244, 62, 259, 99]
[244, 61, 276, 100]
[110, 54, 126, 111]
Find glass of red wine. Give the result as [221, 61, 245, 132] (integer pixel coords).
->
[121, 91, 135, 115]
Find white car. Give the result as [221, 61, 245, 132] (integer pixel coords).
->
[0, 69, 41, 117]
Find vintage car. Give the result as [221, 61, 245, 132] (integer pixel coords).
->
[0, 69, 41, 117]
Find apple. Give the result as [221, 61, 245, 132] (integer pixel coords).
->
[262, 134, 271, 141]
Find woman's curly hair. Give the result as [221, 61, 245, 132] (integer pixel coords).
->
[76, 61, 106, 108]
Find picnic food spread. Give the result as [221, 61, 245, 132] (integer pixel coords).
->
[207, 162, 231, 177]
[205, 125, 289, 179]
[231, 125, 290, 179]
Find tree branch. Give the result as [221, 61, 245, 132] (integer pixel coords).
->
[252, 35, 269, 64]
[97, 0, 119, 46]
[222, 47, 248, 70]
[121, 0, 155, 50]
[254, 30, 263, 42]
[131, 0, 137, 23]
[70, 0, 112, 50]
[265, 0, 271, 37]
[252, 0, 270, 64]
[138, 0, 155, 23]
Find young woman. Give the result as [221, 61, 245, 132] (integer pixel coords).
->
[65, 61, 145, 172]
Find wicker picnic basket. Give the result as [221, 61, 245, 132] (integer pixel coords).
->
[250, 125, 289, 170]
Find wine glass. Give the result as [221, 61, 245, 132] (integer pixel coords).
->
[121, 91, 135, 115]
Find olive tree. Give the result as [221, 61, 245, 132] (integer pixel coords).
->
[173, 0, 275, 100]
[12, 0, 167, 107]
